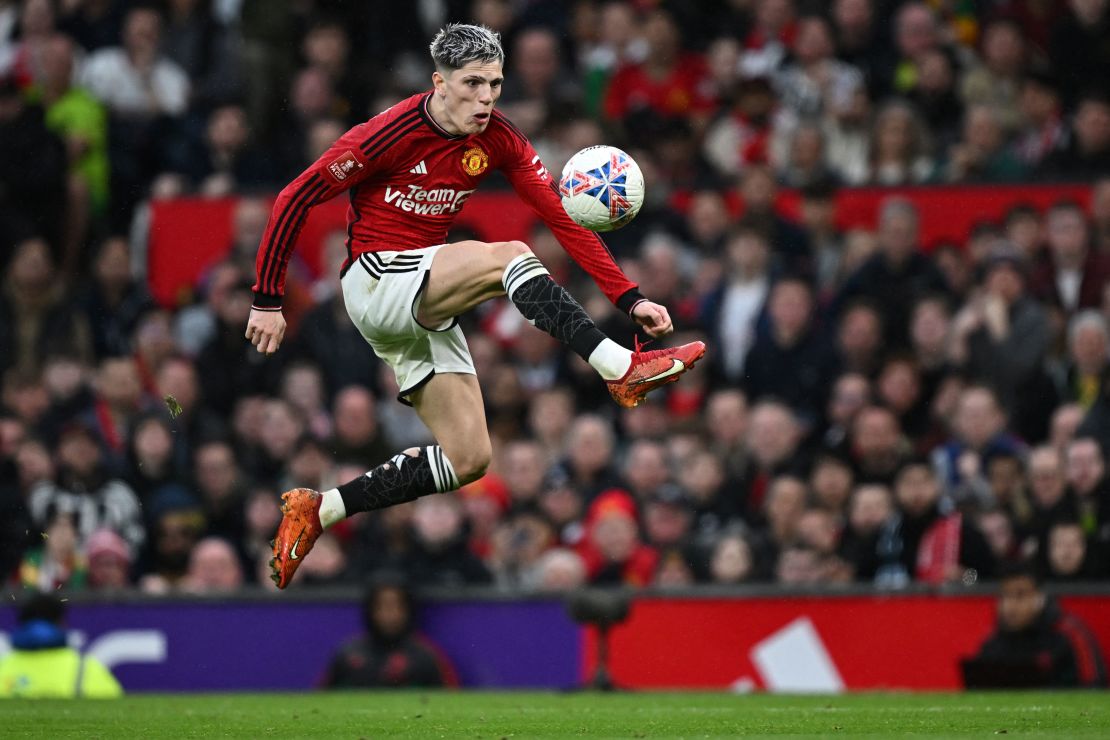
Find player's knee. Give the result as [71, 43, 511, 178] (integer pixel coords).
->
[492, 240, 533, 266]
[448, 440, 492, 485]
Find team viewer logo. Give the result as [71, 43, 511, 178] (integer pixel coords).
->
[461, 146, 489, 176]
[327, 150, 364, 182]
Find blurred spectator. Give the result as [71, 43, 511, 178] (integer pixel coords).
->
[0, 238, 92, 377]
[81, 7, 188, 118]
[488, 507, 556, 589]
[1031, 200, 1110, 313]
[328, 385, 392, 466]
[739, 0, 796, 79]
[555, 415, 621, 501]
[970, 563, 1106, 687]
[0, 593, 122, 698]
[760, 474, 808, 560]
[736, 166, 811, 274]
[1045, 520, 1104, 581]
[76, 237, 154, 359]
[166, 104, 276, 196]
[884, 2, 942, 98]
[193, 439, 247, 546]
[125, 412, 181, 499]
[865, 101, 935, 185]
[532, 547, 587, 592]
[977, 507, 1023, 569]
[708, 529, 758, 584]
[1025, 445, 1080, 554]
[1064, 436, 1110, 543]
[1051, 311, 1110, 410]
[404, 495, 491, 587]
[935, 386, 1024, 498]
[836, 301, 884, 377]
[849, 405, 911, 485]
[945, 105, 1028, 183]
[181, 536, 242, 593]
[775, 15, 862, 122]
[602, 9, 713, 130]
[1039, 90, 1110, 180]
[840, 482, 893, 580]
[744, 277, 835, 419]
[703, 227, 771, 385]
[0, 69, 66, 257]
[85, 527, 131, 591]
[1012, 69, 1067, 169]
[34, 33, 109, 271]
[322, 576, 458, 688]
[193, 277, 276, 415]
[28, 421, 143, 551]
[703, 75, 779, 179]
[498, 26, 579, 137]
[836, 198, 948, 348]
[1048, 0, 1110, 108]
[878, 459, 995, 587]
[580, 489, 658, 587]
[832, 0, 886, 95]
[951, 248, 1050, 410]
[137, 486, 203, 593]
[17, 508, 85, 591]
[908, 47, 963, 155]
[1093, 178, 1110, 253]
[960, 19, 1026, 134]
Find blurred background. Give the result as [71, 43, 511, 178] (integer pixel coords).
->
[1, 0, 1110, 693]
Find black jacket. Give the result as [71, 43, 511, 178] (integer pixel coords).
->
[976, 598, 1107, 688]
[322, 634, 456, 688]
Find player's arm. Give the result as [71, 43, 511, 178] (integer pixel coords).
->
[246, 123, 377, 354]
[497, 119, 672, 337]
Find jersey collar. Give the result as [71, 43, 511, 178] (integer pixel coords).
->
[420, 92, 468, 140]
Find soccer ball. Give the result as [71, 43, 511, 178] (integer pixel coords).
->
[559, 146, 645, 232]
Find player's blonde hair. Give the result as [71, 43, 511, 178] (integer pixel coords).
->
[430, 23, 504, 72]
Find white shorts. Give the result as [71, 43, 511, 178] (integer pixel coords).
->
[340, 245, 475, 405]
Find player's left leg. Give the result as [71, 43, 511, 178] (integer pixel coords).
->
[418, 239, 634, 378]
[419, 239, 704, 407]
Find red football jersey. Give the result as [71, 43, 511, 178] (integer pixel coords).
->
[252, 91, 643, 313]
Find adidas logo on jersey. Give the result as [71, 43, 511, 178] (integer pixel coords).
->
[409, 160, 428, 176]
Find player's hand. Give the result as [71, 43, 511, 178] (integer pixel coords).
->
[632, 300, 673, 338]
[245, 308, 286, 355]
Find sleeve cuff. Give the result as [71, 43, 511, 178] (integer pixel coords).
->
[616, 288, 647, 316]
[252, 291, 283, 311]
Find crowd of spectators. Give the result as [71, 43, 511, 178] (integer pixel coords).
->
[2, 0, 1110, 596]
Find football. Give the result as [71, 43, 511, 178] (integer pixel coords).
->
[559, 145, 645, 232]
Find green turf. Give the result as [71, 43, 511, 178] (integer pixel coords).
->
[5, 690, 1110, 739]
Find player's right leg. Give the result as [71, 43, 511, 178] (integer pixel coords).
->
[418, 239, 705, 407]
[269, 374, 489, 589]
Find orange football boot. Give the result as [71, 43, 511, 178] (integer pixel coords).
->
[607, 339, 707, 408]
[269, 488, 324, 589]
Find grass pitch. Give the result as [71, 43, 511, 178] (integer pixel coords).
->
[5, 690, 1110, 738]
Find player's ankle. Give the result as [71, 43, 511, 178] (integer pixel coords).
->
[589, 338, 633, 380]
[318, 488, 346, 528]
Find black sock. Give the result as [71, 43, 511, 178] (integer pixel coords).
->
[337, 446, 459, 515]
[502, 254, 606, 361]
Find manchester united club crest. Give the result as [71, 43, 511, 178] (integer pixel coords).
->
[461, 146, 489, 176]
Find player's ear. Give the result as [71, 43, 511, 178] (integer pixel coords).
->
[432, 69, 446, 97]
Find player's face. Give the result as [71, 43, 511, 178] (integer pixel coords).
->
[435, 61, 503, 135]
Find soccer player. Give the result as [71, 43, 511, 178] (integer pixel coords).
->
[247, 23, 705, 589]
